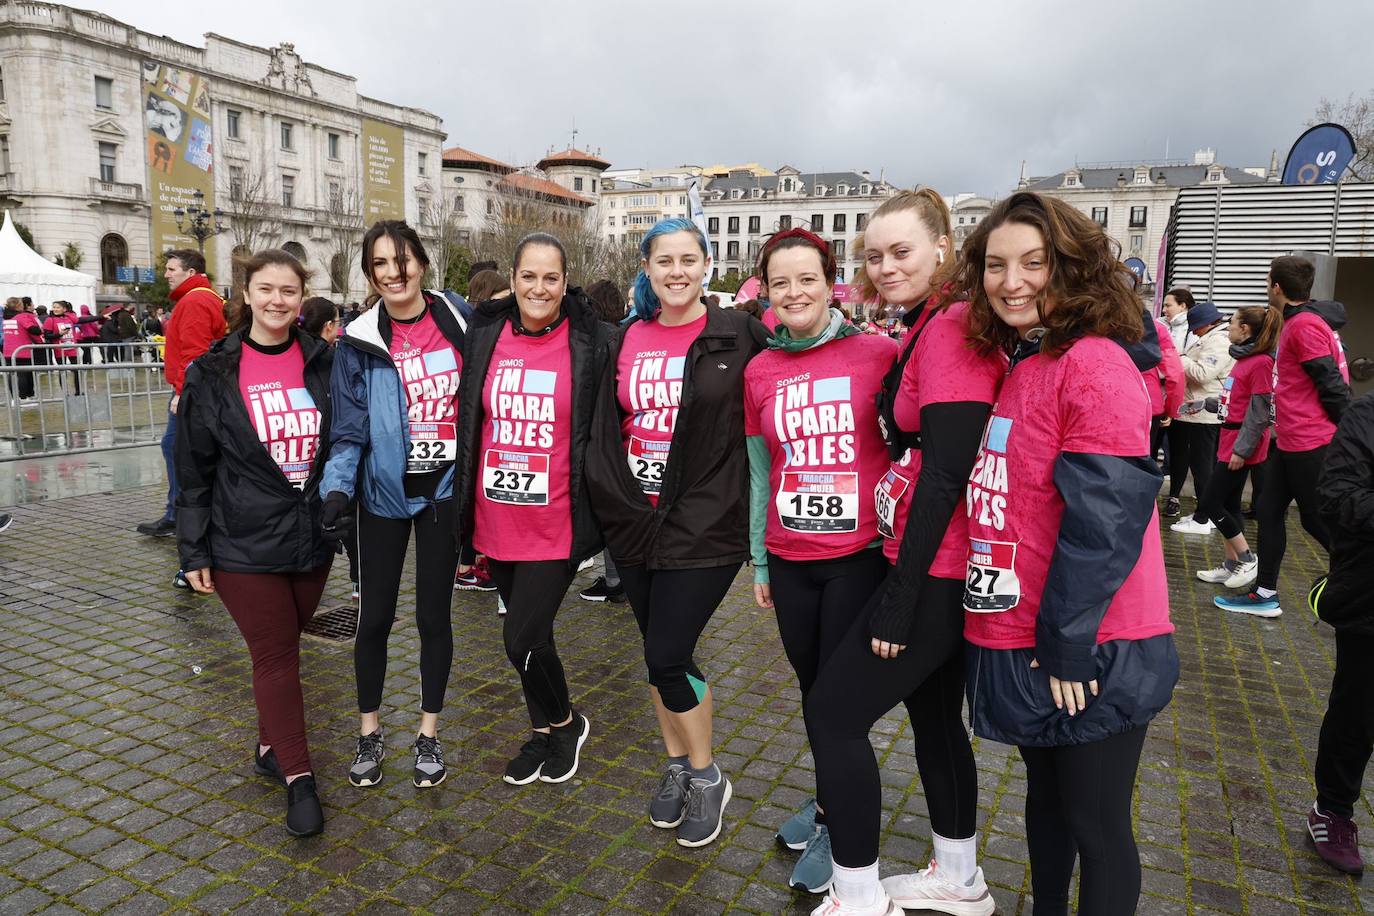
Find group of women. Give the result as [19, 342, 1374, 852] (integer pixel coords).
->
[175, 189, 1178, 915]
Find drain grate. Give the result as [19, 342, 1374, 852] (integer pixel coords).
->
[303, 605, 358, 642]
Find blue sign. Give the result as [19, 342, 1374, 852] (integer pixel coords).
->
[1282, 123, 1357, 185]
[1124, 257, 1148, 281]
[138, 267, 155, 283]
[115, 266, 134, 283]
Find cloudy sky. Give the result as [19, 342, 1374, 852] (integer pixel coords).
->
[93, 0, 1374, 195]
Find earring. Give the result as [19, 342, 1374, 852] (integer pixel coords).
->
[936, 249, 946, 266]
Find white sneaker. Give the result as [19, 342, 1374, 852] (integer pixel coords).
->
[497, 594, 507, 616]
[1196, 565, 1232, 583]
[577, 557, 595, 572]
[1170, 517, 1215, 534]
[882, 860, 995, 916]
[1225, 558, 1259, 590]
[809, 890, 900, 916]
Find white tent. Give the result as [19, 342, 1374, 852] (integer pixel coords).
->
[0, 210, 99, 308]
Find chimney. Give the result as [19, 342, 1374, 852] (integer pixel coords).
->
[1117, 173, 1126, 187]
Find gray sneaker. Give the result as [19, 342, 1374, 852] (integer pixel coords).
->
[788, 825, 833, 894]
[349, 730, 385, 787]
[776, 797, 818, 850]
[676, 770, 732, 848]
[412, 734, 446, 788]
[649, 765, 692, 828]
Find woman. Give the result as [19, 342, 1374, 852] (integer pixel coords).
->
[960, 192, 1179, 915]
[300, 296, 342, 345]
[1165, 300, 1234, 523]
[453, 232, 609, 786]
[587, 218, 768, 848]
[743, 228, 897, 893]
[804, 190, 1003, 915]
[1192, 306, 1280, 590]
[320, 221, 466, 791]
[175, 249, 333, 836]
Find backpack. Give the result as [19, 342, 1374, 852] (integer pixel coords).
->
[875, 304, 938, 461]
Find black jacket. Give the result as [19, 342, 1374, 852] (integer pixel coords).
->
[176, 329, 334, 573]
[453, 289, 611, 565]
[587, 306, 769, 569]
[1316, 390, 1374, 634]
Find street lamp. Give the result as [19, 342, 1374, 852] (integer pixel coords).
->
[172, 188, 226, 253]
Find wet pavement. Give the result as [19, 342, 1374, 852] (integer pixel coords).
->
[0, 470, 1371, 914]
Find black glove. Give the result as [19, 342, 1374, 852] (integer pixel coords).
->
[320, 491, 355, 545]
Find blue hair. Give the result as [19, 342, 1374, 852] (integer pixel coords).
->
[631, 218, 710, 321]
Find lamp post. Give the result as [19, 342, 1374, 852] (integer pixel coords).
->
[172, 188, 226, 253]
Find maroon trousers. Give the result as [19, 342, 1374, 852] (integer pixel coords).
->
[216, 563, 332, 778]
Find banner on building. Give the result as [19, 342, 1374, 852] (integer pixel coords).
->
[361, 119, 405, 222]
[1282, 123, 1357, 185]
[142, 61, 216, 276]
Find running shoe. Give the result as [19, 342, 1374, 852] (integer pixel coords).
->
[789, 825, 833, 894]
[1170, 517, 1215, 535]
[504, 733, 551, 785]
[1224, 558, 1259, 590]
[285, 775, 323, 837]
[1307, 802, 1364, 876]
[454, 558, 497, 592]
[497, 594, 507, 616]
[0, 513, 12, 533]
[173, 569, 191, 590]
[577, 557, 595, 572]
[254, 745, 285, 785]
[578, 576, 626, 603]
[809, 891, 900, 916]
[412, 734, 446, 788]
[348, 730, 385, 787]
[649, 764, 692, 828]
[881, 859, 995, 915]
[540, 712, 589, 783]
[1196, 565, 1233, 584]
[1214, 591, 1282, 618]
[776, 797, 818, 850]
[1162, 497, 1181, 517]
[677, 769, 732, 848]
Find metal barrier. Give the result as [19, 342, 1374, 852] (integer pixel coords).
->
[1, 342, 173, 460]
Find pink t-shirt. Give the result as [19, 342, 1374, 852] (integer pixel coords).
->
[1, 314, 24, 357]
[616, 312, 704, 506]
[44, 315, 78, 358]
[744, 333, 897, 560]
[473, 320, 574, 561]
[878, 302, 1006, 577]
[1274, 310, 1349, 452]
[5, 311, 40, 358]
[238, 342, 322, 489]
[761, 308, 781, 332]
[389, 309, 462, 474]
[1218, 353, 1274, 465]
[963, 336, 1172, 650]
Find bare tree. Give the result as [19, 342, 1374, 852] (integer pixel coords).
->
[322, 178, 364, 298]
[1311, 92, 1374, 181]
[423, 195, 473, 290]
[219, 153, 281, 282]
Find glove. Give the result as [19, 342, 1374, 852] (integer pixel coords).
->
[320, 491, 355, 545]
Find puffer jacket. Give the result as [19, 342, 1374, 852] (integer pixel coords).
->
[1176, 323, 1233, 424]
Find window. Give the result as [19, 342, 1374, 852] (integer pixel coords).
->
[229, 165, 244, 201]
[0, 65, 5, 102]
[726, 241, 739, 260]
[838, 184, 849, 196]
[958, 217, 966, 225]
[0, 134, 9, 173]
[747, 240, 760, 263]
[1091, 207, 1108, 226]
[1130, 234, 1144, 253]
[711, 241, 719, 260]
[728, 216, 740, 233]
[748, 216, 760, 233]
[455, 195, 464, 212]
[1129, 206, 1147, 228]
[418, 197, 429, 224]
[1134, 172, 1148, 185]
[97, 141, 117, 182]
[831, 239, 846, 259]
[418, 152, 427, 176]
[94, 76, 113, 110]
[574, 177, 583, 191]
[810, 214, 823, 231]
[280, 122, 293, 150]
[227, 109, 241, 140]
[815, 185, 827, 197]
[329, 181, 342, 210]
[621, 216, 627, 226]
[607, 216, 614, 227]
[282, 241, 306, 262]
[836, 267, 845, 281]
[783, 178, 793, 192]
[856, 213, 867, 231]
[708, 217, 719, 234]
[99, 233, 128, 284]
[486, 198, 495, 215]
[281, 174, 294, 207]
[779, 215, 792, 231]
[327, 132, 340, 159]
[833, 214, 847, 233]
[679, 195, 686, 205]
[730, 189, 742, 199]
[860, 184, 870, 195]
[1065, 174, 1079, 187]
[592, 179, 597, 192]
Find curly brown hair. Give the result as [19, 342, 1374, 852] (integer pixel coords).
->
[960, 191, 1142, 357]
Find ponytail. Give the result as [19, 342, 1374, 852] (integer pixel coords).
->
[1237, 304, 1283, 354]
[854, 187, 955, 305]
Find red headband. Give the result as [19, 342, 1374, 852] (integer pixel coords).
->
[758, 227, 837, 281]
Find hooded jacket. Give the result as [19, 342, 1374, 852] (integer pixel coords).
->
[163, 274, 226, 394]
[1176, 322, 1234, 424]
[320, 292, 466, 518]
[1315, 390, 1374, 634]
[452, 289, 611, 564]
[1282, 299, 1351, 428]
[175, 328, 334, 573]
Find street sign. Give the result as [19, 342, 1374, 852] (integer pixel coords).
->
[116, 266, 134, 283]
[138, 267, 155, 283]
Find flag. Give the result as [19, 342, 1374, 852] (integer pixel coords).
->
[688, 177, 715, 283]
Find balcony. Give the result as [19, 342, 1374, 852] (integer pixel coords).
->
[89, 177, 143, 205]
[0, 172, 14, 193]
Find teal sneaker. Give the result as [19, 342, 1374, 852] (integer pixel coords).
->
[788, 825, 833, 894]
[1214, 591, 1282, 618]
[776, 797, 818, 850]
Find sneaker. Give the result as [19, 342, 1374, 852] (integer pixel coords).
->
[776, 797, 818, 850]
[649, 764, 692, 828]
[136, 517, 176, 537]
[1224, 558, 1259, 590]
[1196, 565, 1233, 584]
[810, 891, 900, 916]
[454, 559, 497, 592]
[0, 513, 12, 533]
[789, 825, 833, 894]
[504, 732, 551, 785]
[1214, 591, 1282, 618]
[1163, 497, 1181, 518]
[578, 576, 627, 603]
[285, 775, 323, 837]
[348, 730, 385, 787]
[540, 712, 590, 783]
[1307, 802, 1364, 876]
[676, 769, 732, 848]
[413, 734, 446, 788]
[497, 594, 507, 616]
[172, 570, 190, 590]
[882, 859, 995, 915]
[254, 745, 285, 785]
[577, 556, 595, 572]
[1170, 517, 1214, 534]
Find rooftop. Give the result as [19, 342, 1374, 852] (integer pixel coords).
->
[537, 148, 611, 171]
[1023, 164, 1266, 192]
[499, 171, 595, 207]
[441, 146, 516, 175]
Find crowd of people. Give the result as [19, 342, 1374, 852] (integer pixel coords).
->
[109, 184, 1374, 915]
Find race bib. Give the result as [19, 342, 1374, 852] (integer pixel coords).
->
[406, 421, 456, 473]
[776, 471, 858, 533]
[874, 467, 911, 539]
[482, 449, 549, 505]
[1218, 377, 1234, 422]
[627, 435, 668, 495]
[964, 538, 1021, 613]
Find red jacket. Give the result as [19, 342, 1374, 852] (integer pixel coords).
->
[163, 274, 225, 393]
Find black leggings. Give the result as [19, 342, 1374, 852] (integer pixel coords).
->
[1256, 445, 1331, 591]
[355, 500, 458, 715]
[488, 559, 575, 730]
[1019, 726, 1149, 916]
[1166, 422, 1218, 500]
[618, 563, 741, 714]
[805, 575, 977, 867]
[1195, 460, 1249, 538]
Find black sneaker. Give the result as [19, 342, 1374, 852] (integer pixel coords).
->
[1163, 497, 1181, 518]
[137, 517, 176, 537]
[173, 570, 191, 590]
[540, 713, 590, 783]
[255, 746, 285, 785]
[413, 734, 446, 788]
[0, 513, 12, 533]
[677, 768, 733, 848]
[285, 775, 323, 837]
[579, 577, 626, 603]
[349, 730, 385, 787]
[504, 732, 551, 785]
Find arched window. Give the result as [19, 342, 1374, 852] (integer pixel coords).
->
[330, 253, 347, 293]
[282, 241, 307, 262]
[100, 233, 128, 284]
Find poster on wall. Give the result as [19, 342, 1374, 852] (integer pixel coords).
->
[143, 61, 217, 278]
[361, 118, 405, 222]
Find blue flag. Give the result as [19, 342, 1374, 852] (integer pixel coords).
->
[1282, 123, 1357, 185]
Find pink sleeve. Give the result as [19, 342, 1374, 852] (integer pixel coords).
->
[1156, 324, 1186, 418]
[1290, 316, 1335, 362]
[743, 367, 762, 436]
[1059, 344, 1151, 456]
[915, 317, 1002, 409]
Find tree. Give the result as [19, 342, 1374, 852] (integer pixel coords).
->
[422, 195, 475, 293]
[218, 153, 281, 290]
[1311, 92, 1374, 181]
[322, 179, 364, 298]
[709, 269, 746, 295]
[7, 213, 38, 254]
[58, 242, 83, 270]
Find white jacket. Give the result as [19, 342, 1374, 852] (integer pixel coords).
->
[1166, 312, 1191, 352]
[1176, 323, 1234, 425]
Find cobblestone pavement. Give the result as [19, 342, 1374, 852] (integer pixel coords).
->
[1, 483, 1372, 915]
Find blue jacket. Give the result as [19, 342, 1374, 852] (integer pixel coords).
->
[320, 293, 466, 518]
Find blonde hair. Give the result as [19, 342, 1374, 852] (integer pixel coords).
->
[854, 188, 955, 305]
